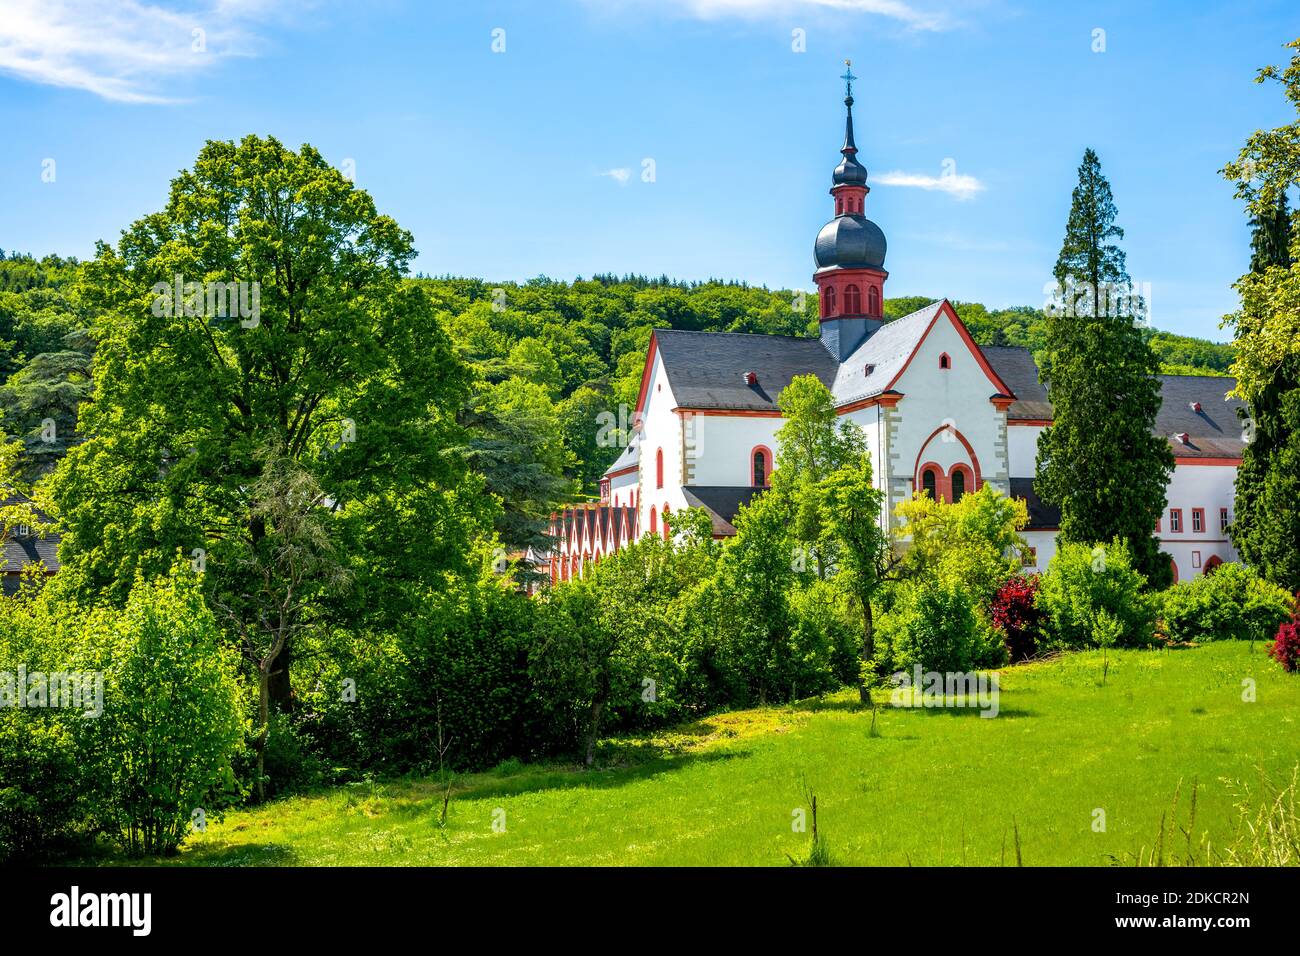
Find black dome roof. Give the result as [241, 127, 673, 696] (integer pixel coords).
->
[814, 214, 887, 270]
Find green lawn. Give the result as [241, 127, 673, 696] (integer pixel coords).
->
[162, 642, 1299, 866]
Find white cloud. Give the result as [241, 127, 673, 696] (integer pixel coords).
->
[599, 167, 632, 184]
[0, 0, 297, 103]
[589, 0, 953, 32]
[873, 169, 985, 200]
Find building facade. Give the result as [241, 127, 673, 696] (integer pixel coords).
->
[550, 72, 1245, 586]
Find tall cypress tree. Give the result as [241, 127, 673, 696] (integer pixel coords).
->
[1036, 149, 1175, 587]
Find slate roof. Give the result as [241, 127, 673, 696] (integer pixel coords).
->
[1154, 374, 1248, 458]
[1009, 477, 1061, 531]
[980, 346, 1053, 421]
[682, 485, 761, 536]
[832, 301, 944, 406]
[653, 330, 838, 412]
[1, 493, 59, 595]
[603, 440, 640, 476]
[981, 347, 1247, 458]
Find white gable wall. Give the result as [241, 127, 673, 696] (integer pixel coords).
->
[638, 350, 689, 534]
[885, 312, 1010, 511]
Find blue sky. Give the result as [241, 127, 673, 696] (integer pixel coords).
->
[1, 1, 1296, 341]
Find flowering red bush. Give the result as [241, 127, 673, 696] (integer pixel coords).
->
[1268, 594, 1300, 673]
[991, 574, 1045, 662]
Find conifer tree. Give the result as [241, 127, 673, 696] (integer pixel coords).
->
[1036, 149, 1174, 587]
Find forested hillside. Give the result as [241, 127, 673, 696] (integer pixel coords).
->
[0, 252, 1234, 548]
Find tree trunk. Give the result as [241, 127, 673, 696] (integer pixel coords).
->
[858, 595, 875, 706]
[268, 638, 293, 713]
[583, 694, 607, 767]
[254, 666, 271, 803]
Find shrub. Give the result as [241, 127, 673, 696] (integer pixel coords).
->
[1270, 601, 1300, 673]
[75, 571, 245, 856]
[891, 581, 980, 673]
[1161, 563, 1293, 645]
[1036, 539, 1156, 649]
[990, 574, 1045, 662]
[787, 578, 861, 694]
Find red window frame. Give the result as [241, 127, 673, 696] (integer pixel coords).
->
[1169, 508, 1182, 533]
[1191, 508, 1204, 534]
[655, 448, 664, 489]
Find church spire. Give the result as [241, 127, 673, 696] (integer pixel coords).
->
[841, 60, 858, 154]
[832, 60, 867, 188]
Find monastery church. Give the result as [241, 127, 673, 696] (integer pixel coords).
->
[549, 70, 1245, 586]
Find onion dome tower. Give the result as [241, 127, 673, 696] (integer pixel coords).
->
[814, 61, 889, 361]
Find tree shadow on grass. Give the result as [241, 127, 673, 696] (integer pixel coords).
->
[169, 841, 298, 867]
[449, 748, 750, 803]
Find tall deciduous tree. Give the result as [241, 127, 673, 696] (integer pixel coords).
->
[1036, 149, 1174, 587]
[47, 135, 489, 715]
[1223, 38, 1300, 590]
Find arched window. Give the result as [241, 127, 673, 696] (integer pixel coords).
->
[649, 506, 657, 536]
[951, 469, 966, 503]
[655, 448, 664, 488]
[867, 285, 880, 317]
[939, 353, 951, 370]
[823, 286, 836, 317]
[752, 448, 769, 487]
[922, 468, 937, 500]
[662, 503, 671, 540]
[1203, 555, 1224, 576]
[844, 284, 861, 315]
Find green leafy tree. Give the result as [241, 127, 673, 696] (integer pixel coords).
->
[1222, 39, 1300, 590]
[772, 374, 865, 577]
[46, 135, 485, 714]
[1036, 148, 1174, 587]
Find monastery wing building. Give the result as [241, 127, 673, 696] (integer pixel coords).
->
[550, 71, 1246, 587]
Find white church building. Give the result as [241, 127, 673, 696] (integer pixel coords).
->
[550, 72, 1245, 586]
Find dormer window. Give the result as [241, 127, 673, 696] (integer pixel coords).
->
[1189, 401, 1202, 413]
[743, 371, 758, 386]
[1175, 432, 1190, 445]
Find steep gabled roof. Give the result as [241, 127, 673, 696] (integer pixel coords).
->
[980, 346, 1052, 421]
[832, 301, 943, 406]
[651, 329, 839, 412]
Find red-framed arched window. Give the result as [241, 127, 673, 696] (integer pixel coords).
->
[662, 503, 671, 540]
[649, 506, 657, 536]
[939, 352, 951, 370]
[655, 448, 664, 489]
[867, 285, 880, 316]
[951, 468, 967, 503]
[751, 445, 772, 487]
[844, 284, 861, 315]
[823, 286, 836, 317]
[922, 467, 938, 500]
[1203, 555, 1224, 576]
